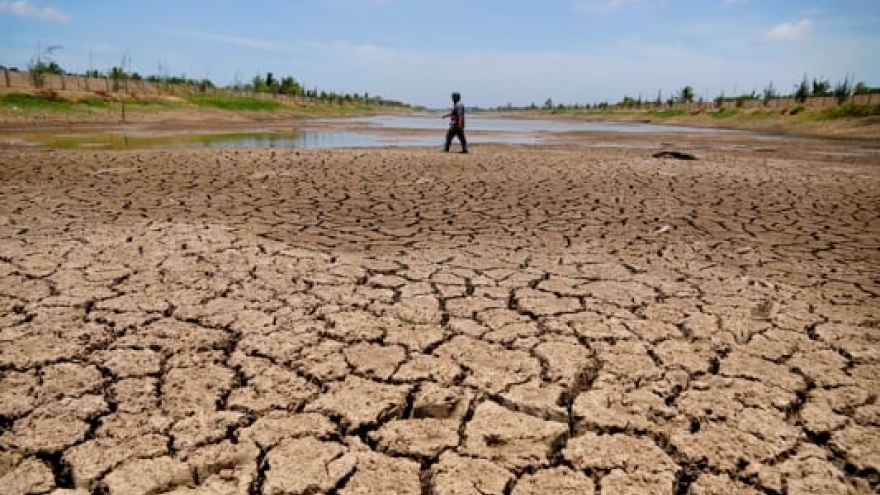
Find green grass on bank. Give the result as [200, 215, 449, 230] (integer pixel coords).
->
[710, 108, 738, 119]
[183, 94, 400, 115]
[517, 101, 880, 129]
[4, 90, 879, 127]
[817, 102, 880, 119]
[187, 95, 281, 111]
[648, 108, 688, 119]
[0, 91, 399, 118]
[698, 103, 880, 123]
[1, 92, 109, 110]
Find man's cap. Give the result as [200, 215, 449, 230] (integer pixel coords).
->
[451, 92, 461, 99]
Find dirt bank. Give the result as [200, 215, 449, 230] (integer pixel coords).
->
[3, 100, 880, 141]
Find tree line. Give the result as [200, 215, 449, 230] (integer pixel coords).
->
[496, 75, 878, 112]
[7, 43, 877, 112]
[237, 71, 401, 106]
[3, 44, 408, 107]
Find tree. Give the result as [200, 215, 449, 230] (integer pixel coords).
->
[762, 81, 776, 106]
[279, 76, 303, 96]
[811, 77, 831, 97]
[110, 66, 126, 91]
[251, 74, 266, 92]
[833, 75, 853, 105]
[621, 96, 638, 108]
[198, 78, 214, 93]
[735, 92, 755, 108]
[28, 42, 63, 88]
[794, 75, 809, 103]
[268, 72, 282, 93]
[678, 86, 695, 104]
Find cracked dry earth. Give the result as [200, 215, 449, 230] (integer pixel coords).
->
[0, 138, 878, 495]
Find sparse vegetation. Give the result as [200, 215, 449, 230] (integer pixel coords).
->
[712, 108, 737, 119]
[488, 73, 876, 113]
[26, 43, 64, 89]
[485, 73, 879, 133]
[833, 75, 854, 105]
[649, 108, 687, 118]
[1, 54, 414, 117]
[1, 54, 877, 130]
[819, 102, 880, 119]
[188, 95, 282, 111]
[1, 92, 107, 110]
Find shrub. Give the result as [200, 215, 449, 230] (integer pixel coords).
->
[0, 92, 90, 113]
[187, 95, 281, 111]
[80, 96, 109, 107]
[712, 108, 737, 119]
[1, 91, 111, 110]
[0, 92, 58, 108]
[651, 108, 686, 118]
[820, 103, 880, 119]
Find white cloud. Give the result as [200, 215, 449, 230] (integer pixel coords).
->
[764, 19, 813, 42]
[0, 0, 70, 23]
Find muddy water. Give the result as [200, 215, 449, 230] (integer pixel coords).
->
[346, 114, 740, 134]
[3, 114, 738, 150]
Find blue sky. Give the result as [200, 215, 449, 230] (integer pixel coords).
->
[2, 0, 878, 108]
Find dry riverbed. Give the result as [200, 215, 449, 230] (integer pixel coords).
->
[1, 127, 879, 494]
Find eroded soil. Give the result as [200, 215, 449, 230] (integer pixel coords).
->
[1, 134, 879, 495]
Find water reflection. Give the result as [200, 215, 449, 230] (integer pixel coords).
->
[205, 131, 382, 149]
[340, 114, 738, 134]
[15, 114, 735, 150]
[152, 131, 537, 149]
[25, 128, 540, 150]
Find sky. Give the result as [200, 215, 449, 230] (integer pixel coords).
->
[1, 0, 878, 108]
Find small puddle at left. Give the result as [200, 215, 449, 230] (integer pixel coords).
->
[14, 130, 319, 150]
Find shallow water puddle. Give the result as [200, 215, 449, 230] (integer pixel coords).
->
[10, 128, 539, 150]
[16, 130, 308, 150]
[5, 115, 738, 150]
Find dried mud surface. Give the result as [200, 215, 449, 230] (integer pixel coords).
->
[1, 134, 879, 495]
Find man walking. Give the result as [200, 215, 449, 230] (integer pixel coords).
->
[442, 92, 468, 153]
